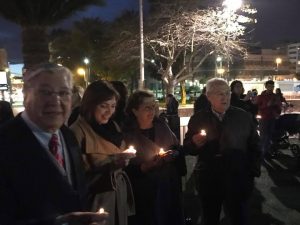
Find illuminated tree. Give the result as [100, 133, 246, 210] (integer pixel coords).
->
[109, 2, 256, 99]
[145, 4, 256, 94]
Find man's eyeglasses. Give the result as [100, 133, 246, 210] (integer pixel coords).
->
[37, 89, 72, 100]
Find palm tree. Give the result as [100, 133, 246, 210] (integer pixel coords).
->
[0, 0, 105, 71]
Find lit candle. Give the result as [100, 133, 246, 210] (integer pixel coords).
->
[123, 145, 137, 154]
[200, 129, 207, 136]
[159, 148, 166, 156]
[98, 207, 106, 214]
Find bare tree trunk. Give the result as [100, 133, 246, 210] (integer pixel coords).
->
[166, 82, 175, 95]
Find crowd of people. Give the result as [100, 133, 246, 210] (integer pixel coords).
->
[0, 62, 295, 225]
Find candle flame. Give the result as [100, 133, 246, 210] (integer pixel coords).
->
[123, 145, 137, 154]
[159, 148, 166, 156]
[200, 129, 207, 136]
[98, 208, 105, 214]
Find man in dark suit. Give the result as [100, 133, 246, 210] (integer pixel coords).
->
[0, 63, 107, 225]
[184, 78, 261, 225]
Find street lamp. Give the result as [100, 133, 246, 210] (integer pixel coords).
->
[276, 57, 282, 71]
[83, 57, 90, 87]
[215, 56, 223, 77]
[138, 0, 145, 90]
[77, 67, 87, 87]
[274, 57, 282, 80]
[77, 67, 85, 76]
[217, 68, 225, 77]
[222, 0, 242, 12]
[216, 56, 222, 63]
[275, 57, 282, 69]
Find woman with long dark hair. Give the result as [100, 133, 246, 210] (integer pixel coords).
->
[70, 80, 135, 225]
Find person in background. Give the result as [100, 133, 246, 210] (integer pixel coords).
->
[0, 63, 108, 225]
[165, 93, 180, 139]
[166, 93, 179, 116]
[184, 78, 261, 225]
[230, 80, 258, 124]
[0, 100, 14, 125]
[275, 88, 289, 113]
[250, 89, 258, 104]
[256, 80, 282, 157]
[124, 90, 186, 225]
[68, 85, 84, 126]
[70, 80, 135, 225]
[111, 80, 128, 129]
[193, 87, 210, 114]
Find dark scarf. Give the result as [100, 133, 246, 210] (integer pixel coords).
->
[90, 119, 124, 148]
[140, 126, 155, 142]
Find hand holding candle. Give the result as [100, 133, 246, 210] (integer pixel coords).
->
[158, 148, 174, 163]
[192, 129, 207, 147]
[158, 148, 166, 156]
[123, 145, 137, 154]
[98, 207, 106, 214]
[113, 146, 136, 168]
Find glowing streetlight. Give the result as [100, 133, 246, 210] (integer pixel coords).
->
[83, 57, 90, 87]
[273, 57, 282, 80]
[217, 68, 225, 77]
[83, 57, 89, 65]
[275, 57, 282, 72]
[77, 67, 85, 77]
[222, 0, 242, 12]
[77, 67, 88, 87]
[215, 56, 223, 77]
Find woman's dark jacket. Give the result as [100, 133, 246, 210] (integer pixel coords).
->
[123, 118, 186, 225]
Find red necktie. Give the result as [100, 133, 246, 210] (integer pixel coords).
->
[49, 134, 64, 168]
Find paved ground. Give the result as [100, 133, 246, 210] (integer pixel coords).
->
[183, 139, 300, 225]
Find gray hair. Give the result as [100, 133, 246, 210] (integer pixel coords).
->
[206, 78, 229, 95]
[23, 63, 73, 91]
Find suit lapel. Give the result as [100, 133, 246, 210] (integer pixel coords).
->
[61, 126, 87, 204]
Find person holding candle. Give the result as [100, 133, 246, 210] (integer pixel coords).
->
[123, 90, 186, 225]
[0, 63, 108, 225]
[184, 78, 261, 225]
[70, 80, 135, 225]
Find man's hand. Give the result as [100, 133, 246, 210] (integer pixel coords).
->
[55, 211, 109, 225]
[192, 132, 207, 148]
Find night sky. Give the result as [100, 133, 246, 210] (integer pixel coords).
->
[0, 0, 300, 63]
[252, 0, 300, 46]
